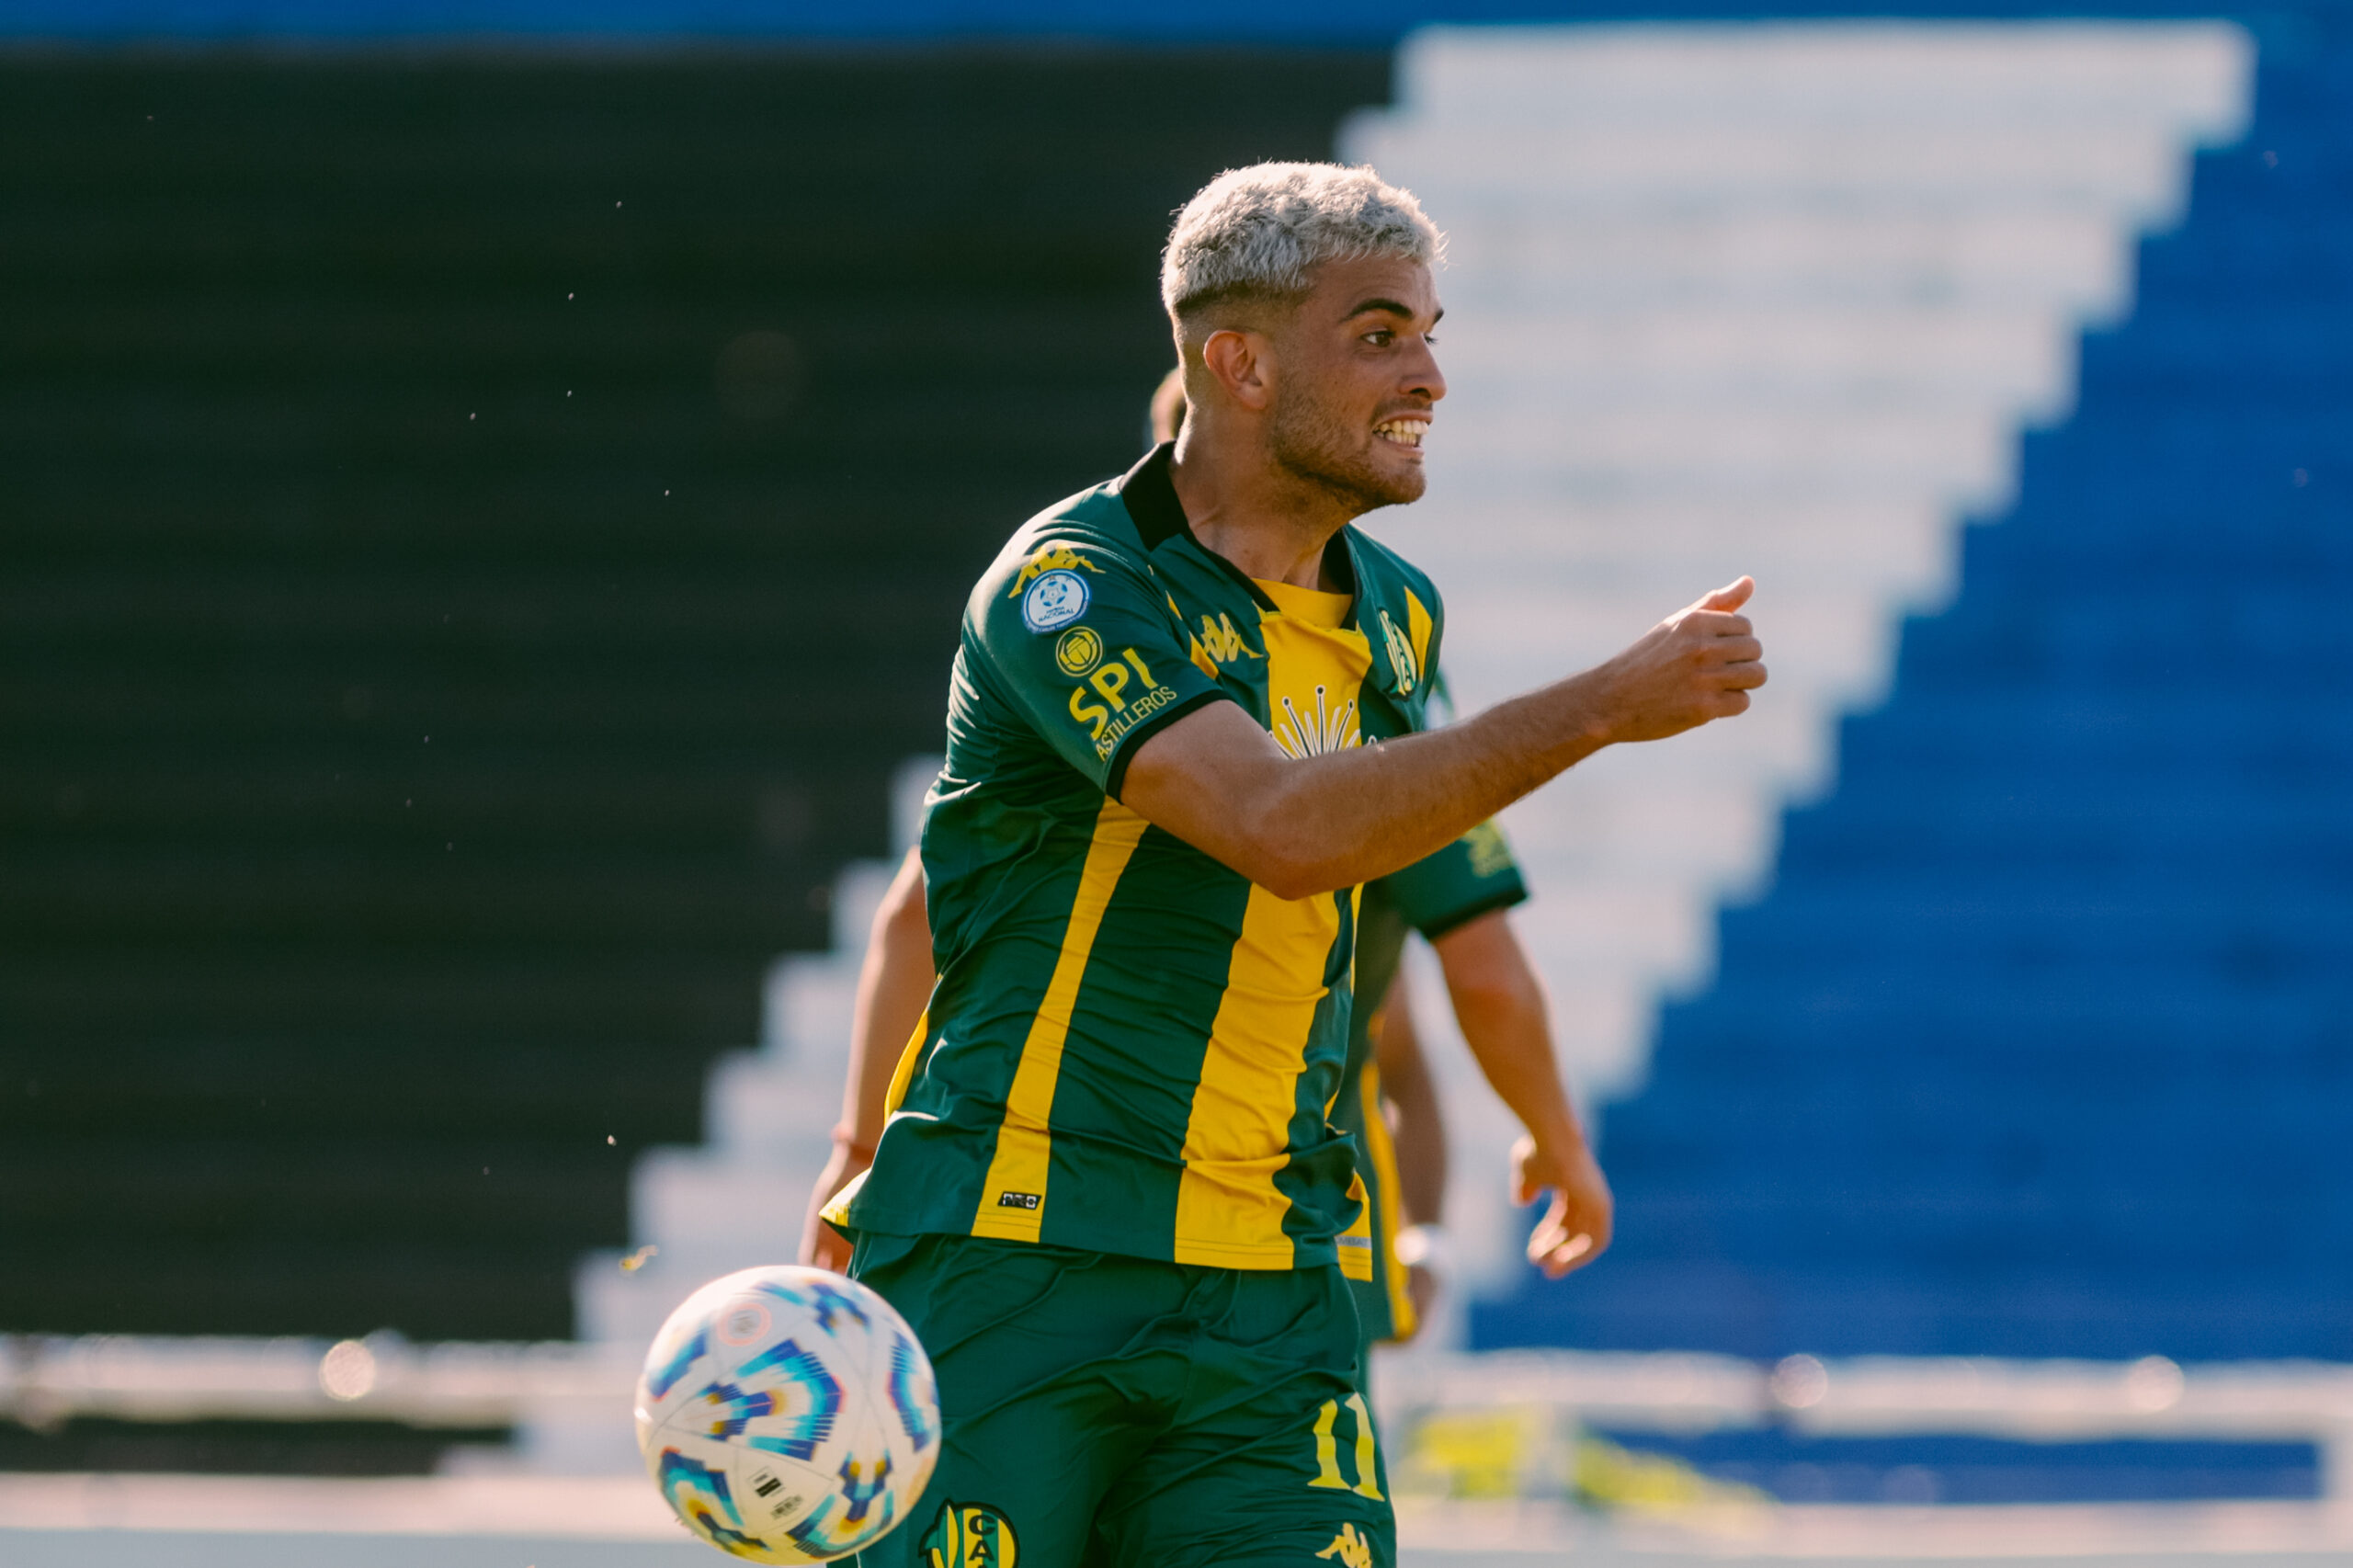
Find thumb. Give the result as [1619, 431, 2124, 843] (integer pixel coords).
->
[1699, 575, 1755, 612]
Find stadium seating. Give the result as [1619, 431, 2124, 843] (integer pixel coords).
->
[574, 785, 924, 1353]
[1474, 25, 2353, 1363]
[0, 51, 1390, 1343]
[1341, 22, 2253, 1293]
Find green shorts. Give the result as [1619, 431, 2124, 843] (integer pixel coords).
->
[847, 1232, 1393, 1568]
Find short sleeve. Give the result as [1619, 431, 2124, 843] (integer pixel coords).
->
[969, 539, 1229, 796]
[1380, 819, 1529, 940]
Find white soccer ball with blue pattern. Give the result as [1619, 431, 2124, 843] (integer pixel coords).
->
[635, 1266, 939, 1563]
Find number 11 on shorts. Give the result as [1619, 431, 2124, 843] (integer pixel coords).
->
[1307, 1393, 1384, 1500]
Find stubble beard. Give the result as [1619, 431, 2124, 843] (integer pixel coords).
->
[1266, 381, 1426, 517]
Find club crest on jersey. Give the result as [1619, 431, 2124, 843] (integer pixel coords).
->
[1275, 685, 1360, 759]
[920, 1499, 1019, 1568]
[1378, 608, 1418, 696]
[1021, 571, 1089, 632]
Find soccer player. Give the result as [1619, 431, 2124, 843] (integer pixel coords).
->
[822, 163, 1764, 1568]
[801, 387, 1610, 1369]
[1140, 363, 1617, 1350]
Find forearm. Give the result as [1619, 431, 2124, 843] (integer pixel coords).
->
[1254, 675, 1618, 891]
[1456, 998, 1584, 1152]
[1433, 914, 1585, 1151]
[1127, 670, 1617, 899]
[1122, 578, 1762, 900]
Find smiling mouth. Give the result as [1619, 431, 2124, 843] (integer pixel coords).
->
[1374, 417, 1429, 450]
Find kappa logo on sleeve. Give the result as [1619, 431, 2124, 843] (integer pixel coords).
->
[1006, 543, 1103, 597]
[1007, 543, 1106, 633]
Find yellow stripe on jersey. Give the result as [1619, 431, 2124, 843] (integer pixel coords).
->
[1357, 1060, 1415, 1337]
[1175, 879, 1343, 1266]
[881, 1008, 929, 1118]
[1174, 585, 1373, 1267]
[971, 799, 1150, 1243]
[1404, 587, 1435, 692]
[823, 1008, 935, 1231]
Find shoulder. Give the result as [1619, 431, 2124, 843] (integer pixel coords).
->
[969, 481, 1157, 636]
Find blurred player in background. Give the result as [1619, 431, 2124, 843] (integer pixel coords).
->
[804, 372, 1616, 1374]
[808, 163, 1762, 1568]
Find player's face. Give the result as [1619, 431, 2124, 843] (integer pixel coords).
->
[1266, 254, 1445, 513]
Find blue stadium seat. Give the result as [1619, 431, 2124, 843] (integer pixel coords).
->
[1473, 28, 2353, 1369]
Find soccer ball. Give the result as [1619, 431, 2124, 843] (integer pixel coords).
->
[635, 1266, 940, 1563]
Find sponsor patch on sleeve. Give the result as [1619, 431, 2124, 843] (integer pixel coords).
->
[1053, 626, 1104, 676]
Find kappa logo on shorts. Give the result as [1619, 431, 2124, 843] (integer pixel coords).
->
[994, 1190, 1041, 1210]
[920, 1499, 1018, 1568]
[1316, 1523, 1375, 1568]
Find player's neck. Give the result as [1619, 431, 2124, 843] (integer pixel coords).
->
[1167, 431, 1355, 594]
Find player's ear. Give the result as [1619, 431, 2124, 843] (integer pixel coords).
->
[1199, 327, 1272, 414]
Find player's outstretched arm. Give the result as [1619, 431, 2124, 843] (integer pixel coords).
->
[1430, 910, 1613, 1279]
[1123, 578, 1765, 899]
[800, 847, 934, 1273]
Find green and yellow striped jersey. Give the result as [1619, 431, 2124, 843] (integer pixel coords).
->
[843, 444, 1445, 1275]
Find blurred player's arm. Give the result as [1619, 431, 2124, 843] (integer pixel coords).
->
[1378, 970, 1447, 1226]
[1374, 967, 1448, 1330]
[1430, 909, 1613, 1279]
[799, 846, 933, 1273]
[1122, 579, 1763, 900]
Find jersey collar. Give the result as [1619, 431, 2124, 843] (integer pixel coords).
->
[1117, 444, 1423, 710]
[1116, 441, 1363, 614]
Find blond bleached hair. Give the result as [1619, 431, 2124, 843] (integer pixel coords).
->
[1159, 162, 1444, 323]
